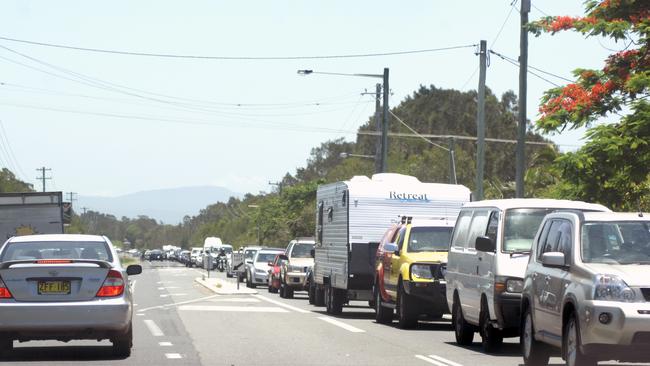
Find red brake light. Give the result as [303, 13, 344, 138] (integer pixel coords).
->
[0, 277, 13, 299]
[37, 259, 72, 264]
[96, 270, 125, 297]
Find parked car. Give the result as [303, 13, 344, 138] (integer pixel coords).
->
[143, 250, 151, 260]
[374, 216, 454, 328]
[240, 246, 261, 281]
[148, 249, 164, 261]
[279, 238, 315, 299]
[445, 199, 610, 353]
[179, 250, 191, 265]
[189, 247, 202, 268]
[246, 248, 285, 288]
[521, 211, 650, 366]
[267, 253, 287, 293]
[0, 234, 142, 357]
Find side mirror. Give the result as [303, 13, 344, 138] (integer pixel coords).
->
[384, 242, 399, 255]
[279, 254, 289, 261]
[126, 264, 142, 276]
[310, 249, 315, 258]
[541, 252, 566, 268]
[475, 236, 496, 252]
[268, 261, 274, 266]
[245, 259, 253, 264]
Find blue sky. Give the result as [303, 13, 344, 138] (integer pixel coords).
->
[0, 1, 621, 197]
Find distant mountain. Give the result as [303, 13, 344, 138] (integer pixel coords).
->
[79, 186, 239, 224]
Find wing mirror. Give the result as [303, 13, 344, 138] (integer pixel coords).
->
[384, 242, 399, 256]
[126, 264, 142, 276]
[267, 261, 274, 266]
[541, 252, 566, 268]
[310, 248, 315, 258]
[279, 254, 289, 261]
[475, 236, 496, 252]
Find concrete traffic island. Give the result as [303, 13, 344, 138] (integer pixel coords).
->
[194, 276, 258, 295]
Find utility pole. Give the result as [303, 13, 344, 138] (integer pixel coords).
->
[81, 207, 89, 215]
[475, 40, 487, 201]
[449, 138, 457, 184]
[67, 192, 77, 208]
[380, 68, 390, 173]
[516, 0, 531, 198]
[35, 167, 51, 192]
[365, 83, 382, 174]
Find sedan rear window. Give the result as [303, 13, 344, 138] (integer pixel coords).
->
[1, 241, 113, 262]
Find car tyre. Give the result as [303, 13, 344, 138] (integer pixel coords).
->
[452, 296, 475, 346]
[285, 286, 294, 299]
[279, 283, 286, 298]
[375, 284, 393, 324]
[112, 323, 132, 358]
[325, 284, 343, 315]
[0, 336, 13, 358]
[565, 312, 596, 366]
[308, 275, 316, 305]
[397, 280, 417, 329]
[522, 307, 550, 366]
[314, 286, 325, 307]
[480, 304, 503, 353]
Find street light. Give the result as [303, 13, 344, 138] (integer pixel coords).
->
[339, 152, 375, 160]
[298, 68, 390, 173]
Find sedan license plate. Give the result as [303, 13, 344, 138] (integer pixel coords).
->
[38, 281, 71, 295]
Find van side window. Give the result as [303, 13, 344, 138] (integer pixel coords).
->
[485, 211, 499, 244]
[450, 210, 472, 249]
[467, 210, 489, 250]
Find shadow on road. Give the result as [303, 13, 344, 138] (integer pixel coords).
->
[2, 345, 127, 362]
[445, 341, 522, 357]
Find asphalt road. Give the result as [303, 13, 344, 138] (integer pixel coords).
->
[3, 261, 638, 366]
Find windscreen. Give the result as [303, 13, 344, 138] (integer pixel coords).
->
[1, 241, 113, 262]
[503, 208, 555, 252]
[291, 243, 314, 258]
[256, 252, 280, 263]
[407, 227, 452, 252]
[582, 221, 650, 264]
[245, 250, 257, 260]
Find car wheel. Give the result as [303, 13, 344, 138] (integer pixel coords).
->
[397, 280, 417, 329]
[480, 304, 503, 353]
[279, 283, 286, 298]
[452, 296, 475, 346]
[325, 284, 343, 315]
[375, 283, 393, 324]
[308, 275, 316, 305]
[522, 307, 550, 366]
[285, 286, 294, 299]
[0, 336, 13, 358]
[314, 285, 325, 307]
[112, 323, 132, 358]
[565, 312, 596, 366]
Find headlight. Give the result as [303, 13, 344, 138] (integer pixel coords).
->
[506, 279, 524, 293]
[594, 274, 636, 302]
[411, 264, 434, 280]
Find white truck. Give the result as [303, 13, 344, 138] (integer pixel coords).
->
[312, 173, 471, 315]
[1, 192, 65, 244]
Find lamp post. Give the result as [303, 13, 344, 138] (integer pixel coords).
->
[298, 68, 390, 173]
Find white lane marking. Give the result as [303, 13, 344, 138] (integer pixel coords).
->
[131, 280, 137, 293]
[429, 355, 463, 366]
[317, 316, 365, 333]
[165, 353, 182, 359]
[415, 355, 448, 366]
[158, 287, 165, 290]
[137, 294, 219, 312]
[165, 286, 180, 289]
[159, 342, 173, 347]
[143, 319, 164, 337]
[209, 298, 261, 303]
[160, 293, 188, 298]
[136, 313, 145, 316]
[178, 305, 289, 313]
[253, 295, 311, 314]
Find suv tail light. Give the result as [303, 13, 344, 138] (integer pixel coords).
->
[0, 276, 13, 299]
[96, 270, 125, 297]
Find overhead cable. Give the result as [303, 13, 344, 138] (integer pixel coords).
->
[0, 36, 477, 60]
[389, 110, 450, 151]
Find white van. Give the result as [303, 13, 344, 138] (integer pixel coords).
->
[445, 199, 610, 353]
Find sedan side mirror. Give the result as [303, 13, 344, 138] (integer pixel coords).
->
[126, 264, 142, 276]
[541, 252, 566, 268]
[475, 236, 496, 252]
[384, 242, 399, 256]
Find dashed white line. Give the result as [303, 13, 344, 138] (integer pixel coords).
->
[416, 355, 447, 366]
[253, 294, 311, 313]
[415, 355, 463, 366]
[137, 294, 219, 312]
[143, 319, 164, 337]
[159, 342, 173, 347]
[165, 353, 182, 359]
[178, 305, 289, 313]
[158, 287, 165, 290]
[317, 316, 365, 333]
[429, 355, 463, 366]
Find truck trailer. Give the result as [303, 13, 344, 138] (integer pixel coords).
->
[311, 173, 470, 314]
[0, 192, 65, 243]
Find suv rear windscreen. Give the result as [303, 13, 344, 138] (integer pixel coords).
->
[290, 243, 314, 258]
[1, 241, 113, 262]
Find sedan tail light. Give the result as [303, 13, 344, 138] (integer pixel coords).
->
[96, 270, 125, 297]
[0, 276, 13, 299]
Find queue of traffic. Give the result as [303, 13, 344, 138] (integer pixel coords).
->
[233, 173, 650, 366]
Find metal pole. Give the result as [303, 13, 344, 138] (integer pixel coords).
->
[381, 68, 389, 173]
[449, 138, 457, 184]
[516, 0, 531, 198]
[475, 40, 487, 201]
[373, 83, 382, 174]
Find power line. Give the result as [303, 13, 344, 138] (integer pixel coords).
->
[0, 36, 477, 60]
[389, 111, 449, 151]
[0, 120, 29, 181]
[491, 0, 519, 48]
[531, 3, 550, 16]
[357, 130, 566, 147]
[489, 49, 568, 86]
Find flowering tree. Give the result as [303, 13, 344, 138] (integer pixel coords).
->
[529, 0, 650, 210]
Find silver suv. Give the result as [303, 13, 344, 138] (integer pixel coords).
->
[522, 212, 650, 366]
